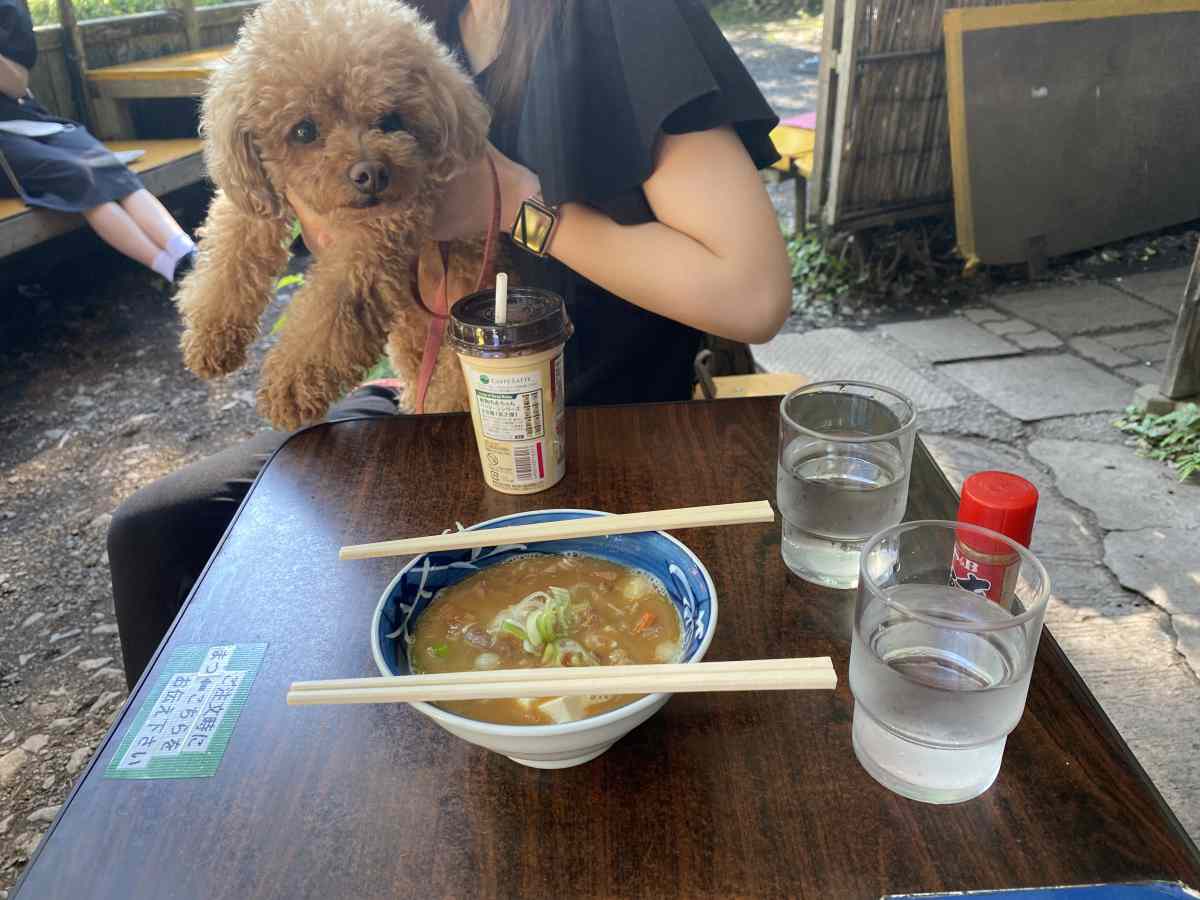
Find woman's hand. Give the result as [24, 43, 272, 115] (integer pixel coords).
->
[0, 55, 30, 101]
[286, 189, 336, 256]
[432, 144, 540, 242]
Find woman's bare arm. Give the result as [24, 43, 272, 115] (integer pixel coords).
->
[0, 54, 29, 100]
[548, 127, 792, 345]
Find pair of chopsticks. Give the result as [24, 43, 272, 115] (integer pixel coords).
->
[338, 500, 776, 561]
[286, 658, 836, 707]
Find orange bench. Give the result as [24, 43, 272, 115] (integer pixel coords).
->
[0, 138, 203, 258]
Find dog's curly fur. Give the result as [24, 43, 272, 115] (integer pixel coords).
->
[175, 0, 493, 429]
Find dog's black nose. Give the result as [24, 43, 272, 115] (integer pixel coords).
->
[348, 160, 390, 195]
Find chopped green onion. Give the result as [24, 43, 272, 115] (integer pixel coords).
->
[525, 611, 545, 648]
[429, 643, 449, 658]
[501, 621, 527, 642]
[539, 610, 557, 643]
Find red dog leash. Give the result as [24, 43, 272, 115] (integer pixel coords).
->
[412, 154, 502, 414]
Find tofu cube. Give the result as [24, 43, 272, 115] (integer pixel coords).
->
[538, 695, 589, 724]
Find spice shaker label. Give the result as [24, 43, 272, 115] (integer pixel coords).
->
[951, 544, 1013, 603]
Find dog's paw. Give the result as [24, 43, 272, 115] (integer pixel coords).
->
[180, 325, 251, 379]
[257, 356, 338, 430]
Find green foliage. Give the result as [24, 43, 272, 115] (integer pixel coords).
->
[269, 272, 304, 335]
[1114, 403, 1200, 482]
[787, 231, 856, 311]
[361, 355, 398, 382]
[29, 0, 225, 26]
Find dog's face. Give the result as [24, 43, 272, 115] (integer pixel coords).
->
[203, 0, 490, 220]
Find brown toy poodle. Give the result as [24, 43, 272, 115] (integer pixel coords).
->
[175, 0, 495, 429]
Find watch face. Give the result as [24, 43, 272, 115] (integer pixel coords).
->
[514, 201, 555, 254]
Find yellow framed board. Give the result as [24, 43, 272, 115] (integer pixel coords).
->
[944, 0, 1200, 270]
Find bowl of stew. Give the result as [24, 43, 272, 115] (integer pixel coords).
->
[370, 509, 717, 768]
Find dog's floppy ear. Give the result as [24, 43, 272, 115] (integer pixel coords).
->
[200, 73, 283, 219]
[421, 62, 492, 184]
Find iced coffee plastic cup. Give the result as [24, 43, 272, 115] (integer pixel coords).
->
[448, 287, 573, 495]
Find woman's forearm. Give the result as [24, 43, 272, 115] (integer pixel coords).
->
[0, 54, 30, 100]
[547, 127, 792, 345]
[550, 201, 791, 344]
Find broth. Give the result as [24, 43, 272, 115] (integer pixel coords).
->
[410, 553, 682, 725]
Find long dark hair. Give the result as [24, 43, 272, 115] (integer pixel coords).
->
[415, 0, 561, 118]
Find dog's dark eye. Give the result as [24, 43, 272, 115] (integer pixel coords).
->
[377, 112, 407, 134]
[290, 119, 318, 145]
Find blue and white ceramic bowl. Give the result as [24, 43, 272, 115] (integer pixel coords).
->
[370, 509, 718, 768]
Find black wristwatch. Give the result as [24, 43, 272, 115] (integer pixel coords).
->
[511, 194, 560, 258]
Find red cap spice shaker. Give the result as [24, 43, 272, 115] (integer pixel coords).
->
[950, 471, 1039, 604]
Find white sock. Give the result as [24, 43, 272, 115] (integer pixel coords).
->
[151, 250, 177, 281]
[166, 232, 195, 263]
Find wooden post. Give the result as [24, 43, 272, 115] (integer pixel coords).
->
[167, 0, 201, 50]
[808, 0, 841, 232]
[1162, 243, 1200, 400]
[54, 0, 95, 130]
[822, 0, 859, 229]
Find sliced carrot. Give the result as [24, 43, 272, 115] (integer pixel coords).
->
[632, 611, 656, 635]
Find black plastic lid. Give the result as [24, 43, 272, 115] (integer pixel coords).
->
[448, 287, 573, 357]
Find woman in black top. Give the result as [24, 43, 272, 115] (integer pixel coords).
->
[0, 0, 196, 281]
[108, 0, 792, 686]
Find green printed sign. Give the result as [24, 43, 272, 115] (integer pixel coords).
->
[105, 643, 267, 780]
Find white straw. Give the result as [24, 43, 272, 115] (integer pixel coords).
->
[494, 272, 509, 325]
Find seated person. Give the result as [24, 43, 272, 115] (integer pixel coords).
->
[0, 0, 196, 281]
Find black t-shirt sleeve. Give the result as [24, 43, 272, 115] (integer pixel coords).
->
[516, 0, 778, 222]
[0, 0, 37, 70]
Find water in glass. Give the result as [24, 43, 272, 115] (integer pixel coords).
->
[777, 435, 909, 588]
[849, 584, 1033, 803]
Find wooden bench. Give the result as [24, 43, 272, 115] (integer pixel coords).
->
[85, 45, 230, 138]
[767, 116, 816, 234]
[0, 137, 204, 259]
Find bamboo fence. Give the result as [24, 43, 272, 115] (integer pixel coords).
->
[811, 0, 1084, 231]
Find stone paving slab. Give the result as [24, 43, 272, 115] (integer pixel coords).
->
[1099, 327, 1174, 349]
[1009, 330, 1063, 350]
[1029, 439, 1200, 532]
[1128, 341, 1172, 363]
[1111, 268, 1190, 313]
[938, 355, 1131, 421]
[1046, 605, 1200, 841]
[1116, 364, 1164, 386]
[753, 329, 957, 410]
[992, 284, 1170, 335]
[1104, 528, 1200, 620]
[879, 318, 1021, 363]
[1069, 337, 1135, 368]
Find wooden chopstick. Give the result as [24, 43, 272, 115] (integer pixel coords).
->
[285, 657, 836, 707]
[338, 501, 775, 561]
[290, 657, 833, 693]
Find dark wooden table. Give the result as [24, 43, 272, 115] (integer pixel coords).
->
[15, 399, 1200, 899]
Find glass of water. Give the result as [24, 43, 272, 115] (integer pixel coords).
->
[850, 520, 1050, 804]
[777, 381, 916, 588]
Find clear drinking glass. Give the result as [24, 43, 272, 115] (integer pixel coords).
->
[849, 520, 1051, 804]
[777, 381, 917, 588]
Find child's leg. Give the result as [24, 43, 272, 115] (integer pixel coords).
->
[119, 188, 188, 248]
[82, 201, 162, 270]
